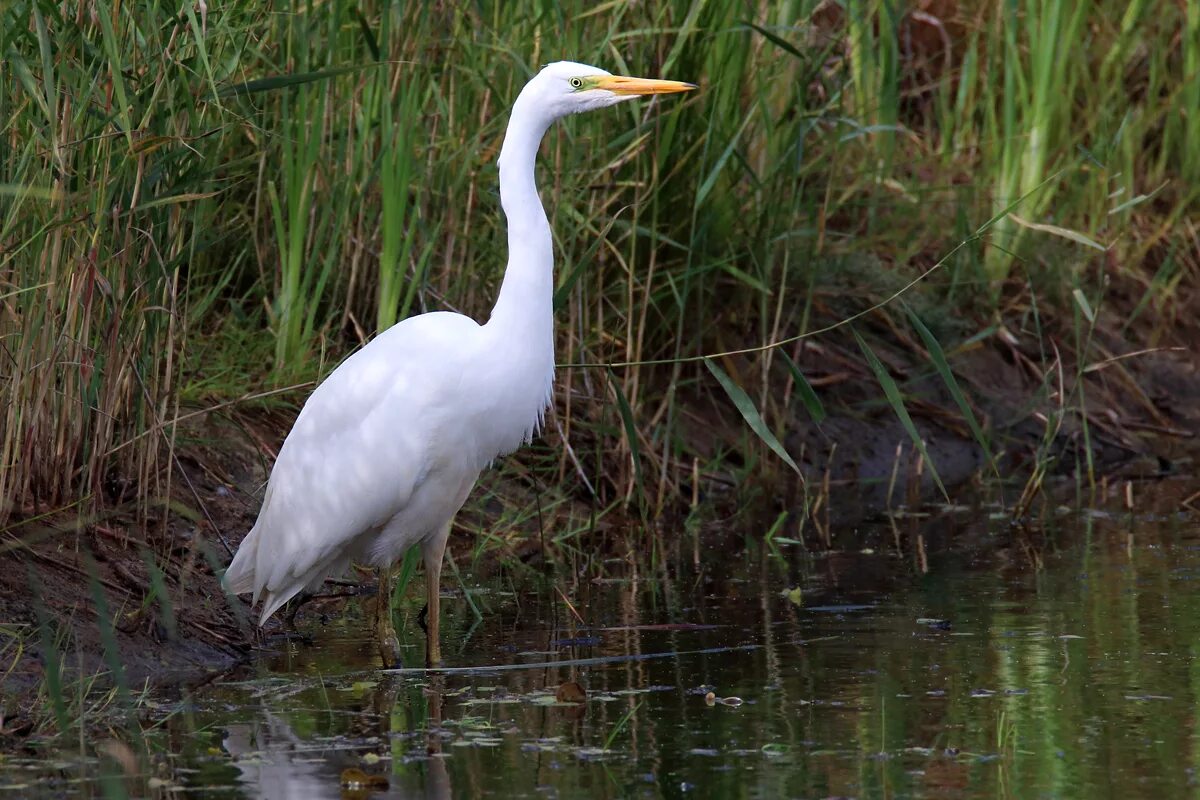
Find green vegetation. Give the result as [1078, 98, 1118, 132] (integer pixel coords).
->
[2, 0, 1196, 526]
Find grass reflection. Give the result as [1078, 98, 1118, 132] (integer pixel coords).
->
[4, 493, 1200, 799]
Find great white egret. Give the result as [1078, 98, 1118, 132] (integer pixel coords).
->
[223, 61, 694, 667]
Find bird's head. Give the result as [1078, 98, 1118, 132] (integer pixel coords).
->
[521, 60, 695, 119]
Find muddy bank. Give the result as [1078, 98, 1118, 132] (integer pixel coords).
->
[710, 316, 1199, 523]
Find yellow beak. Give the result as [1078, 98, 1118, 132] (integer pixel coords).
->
[593, 75, 697, 96]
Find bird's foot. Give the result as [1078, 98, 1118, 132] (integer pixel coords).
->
[374, 565, 401, 668]
[283, 591, 312, 630]
[378, 627, 402, 668]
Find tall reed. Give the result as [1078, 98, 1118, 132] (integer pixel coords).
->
[2, 0, 1195, 526]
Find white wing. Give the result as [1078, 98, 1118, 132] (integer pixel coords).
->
[223, 311, 482, 621]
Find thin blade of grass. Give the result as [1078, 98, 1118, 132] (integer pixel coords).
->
[695, 112, 753, 209]
[395, 545, 421, 598]
[607, 369, 646, 509]
[351, 8, 382, 61]
[94, 3, 133, 142]
[200, 539, 252, 629]
[780, 352, 827, 424]
[1072, 288, 1095, 323]
[129, 191, 222, 213]
[217, 63, 384, 98]
[904, 309, 999, 480]
[704, 358, 799, 474]
[1009, 213, 1106, 251]
[605, 700, 643, 750]
[6, 47, 53, 125]
[851, 328, 949, 502]
[718, 262, 770, 293]
[182, 2, 222, 113]
[743, 22, 806, 60]
[1108, 180, 1169, 215]
[140, 549, 177, 641]
[83, 554, 133, 729]
[553, 210, 622, 311]
[30, 571, 70, 734]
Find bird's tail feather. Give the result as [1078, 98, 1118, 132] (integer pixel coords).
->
[257, 588, 295, 626]
[222, 528, 259, 597]
[223, 522, 300, 626]
[225, 519, 354, 627]
[254, 557, 342, 626]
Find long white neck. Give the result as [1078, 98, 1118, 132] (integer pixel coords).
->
[488, 91, 556, 341]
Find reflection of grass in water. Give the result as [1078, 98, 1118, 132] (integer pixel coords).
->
[996, 708, 1017, 759]
[604, 699, 642, 751]
[6, 504, 1200, 798]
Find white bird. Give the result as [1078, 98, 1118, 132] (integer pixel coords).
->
[223, 61, 694, 666]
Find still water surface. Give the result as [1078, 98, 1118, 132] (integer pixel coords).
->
[6, 486, 1200, 798]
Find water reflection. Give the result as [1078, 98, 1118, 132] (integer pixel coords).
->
[223, 712, 339, 800]
[219, 676, 452, 800]
[5, 483, 1200, 799]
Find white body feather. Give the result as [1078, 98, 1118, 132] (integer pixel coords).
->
[224, 310, 553, 622]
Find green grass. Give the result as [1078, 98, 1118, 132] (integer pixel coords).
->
[1, 0, 1196, 529]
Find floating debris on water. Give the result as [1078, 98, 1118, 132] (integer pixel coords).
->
[555, 681, 587, 703]
[340, 768, 388, 793]
[805, 604, 875, 613]
[917, 617, 953, 630]
[553, 636, 602, 647]
[781, 586, 804, 606]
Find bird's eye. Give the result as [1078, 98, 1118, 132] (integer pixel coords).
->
[569, 77, 584, 90]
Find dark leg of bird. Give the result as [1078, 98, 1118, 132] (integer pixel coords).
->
[285, 581, 368, 629]
[375, 564, 401, 668]
[422, 528, 449, 667]
[284, 592, 310, 630]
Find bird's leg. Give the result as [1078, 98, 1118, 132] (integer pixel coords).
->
[422, 524, 451, 667]
[287, 581, 367, 630]
[375, 564, 401, 668]
[284, 592, 308, 630]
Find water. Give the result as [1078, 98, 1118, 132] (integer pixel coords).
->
[6, 486, 1200, 798]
